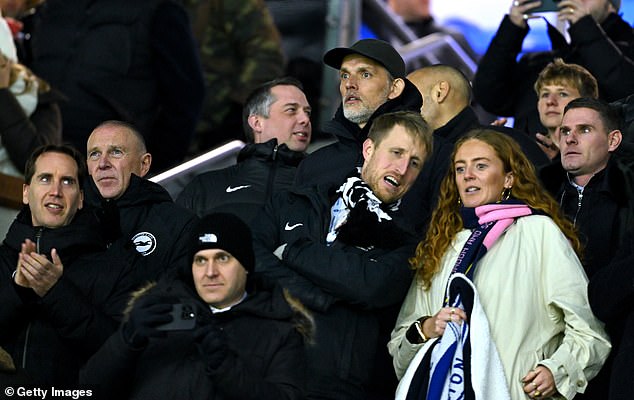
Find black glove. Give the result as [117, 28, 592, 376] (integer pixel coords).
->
[122, 294, 175, 348]
[194, 321, 228, 371]
[337, 201, 410, 249]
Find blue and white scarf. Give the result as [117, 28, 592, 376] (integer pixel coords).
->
[401, 200, 533, 400]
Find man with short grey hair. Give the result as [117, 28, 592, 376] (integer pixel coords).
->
[85, 120, 197, 280]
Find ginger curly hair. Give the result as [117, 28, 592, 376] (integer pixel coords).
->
[410, 128, 582, 289]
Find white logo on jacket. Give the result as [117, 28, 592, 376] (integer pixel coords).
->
[284, 222, 303, 231]
[225, 185, 251, 193]
[132, 232, 157, 256]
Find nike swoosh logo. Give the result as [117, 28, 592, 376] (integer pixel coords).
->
[284, 222, 303, 231]
[226, 185, 251, 193]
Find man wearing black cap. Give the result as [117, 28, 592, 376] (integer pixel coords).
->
[294, 38, 440, 235]
[80, 212, 312, 400]
[294, 39, 422, 187]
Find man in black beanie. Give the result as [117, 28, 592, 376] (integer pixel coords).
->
[80, 212, 313, 400]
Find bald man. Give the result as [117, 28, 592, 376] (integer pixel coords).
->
[85, 120, 197, 281]
[408, 64, 548, 167]
[400, 65, 548, 230]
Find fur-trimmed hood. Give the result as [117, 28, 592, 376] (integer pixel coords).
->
[123, 277, 315, 343]
[0, 346, 15, 372]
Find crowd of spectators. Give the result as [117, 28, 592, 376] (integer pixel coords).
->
[0, 0, 633, 399]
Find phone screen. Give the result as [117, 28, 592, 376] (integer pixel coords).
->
[530, 0, 561, 13]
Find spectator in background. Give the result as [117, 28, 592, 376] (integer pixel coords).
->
[28, 0, 205, 173]
[81, 212, 312, 400]
[473, 0, 634, 136]
[182, 0, 285, 154]
[177, 77, 311, 223]
[533, 58, 599, 160]
[380, 0, 478, 62]
[85, 120, 197, 282]
[409, 64, 547, 167]
[405, 64, 548, 231]
[0, 14, 60, 177]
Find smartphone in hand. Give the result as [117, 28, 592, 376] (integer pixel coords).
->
[157, 303, 197, 331]
[530, 0, 561, 13]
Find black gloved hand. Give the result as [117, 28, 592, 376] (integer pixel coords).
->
[194, 321, 228, 371]
[122, 294, 175, 348]
[337, 200, 410, 249]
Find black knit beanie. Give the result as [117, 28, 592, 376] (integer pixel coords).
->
[191, 213, 255, 273]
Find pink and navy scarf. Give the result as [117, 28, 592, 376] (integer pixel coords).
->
[407, 200, 535, 400]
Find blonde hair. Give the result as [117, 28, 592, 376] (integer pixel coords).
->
[410, 129, 582, 289]
[534, 58, 598, 99]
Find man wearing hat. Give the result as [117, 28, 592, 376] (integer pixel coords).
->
[294, 38, 441, 234]
[81, 212, 313, 400]
[474, 0, 634, 138]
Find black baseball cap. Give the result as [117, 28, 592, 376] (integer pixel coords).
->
[323, 38, 406, 78]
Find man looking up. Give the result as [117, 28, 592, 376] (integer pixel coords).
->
[0, 144, 134, 385]
[294, 38, 422, 188]
[253, 111, 433, 399]
[540, 97, 634, 398]
[177, 77, 311, 223]
[295, 38, 431, 233]
[86, 120, 197, 280]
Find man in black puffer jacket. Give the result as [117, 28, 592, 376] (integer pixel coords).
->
[0, 145, 136, 386]
[177, 77, 311, 224]
[253, 111, 433, 400]
[85, 120, 197, 282]
[80, 212, 312, 400]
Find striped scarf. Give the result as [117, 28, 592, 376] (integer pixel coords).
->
[326, 168, 398, 244]
[408, 200, 534, 400]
